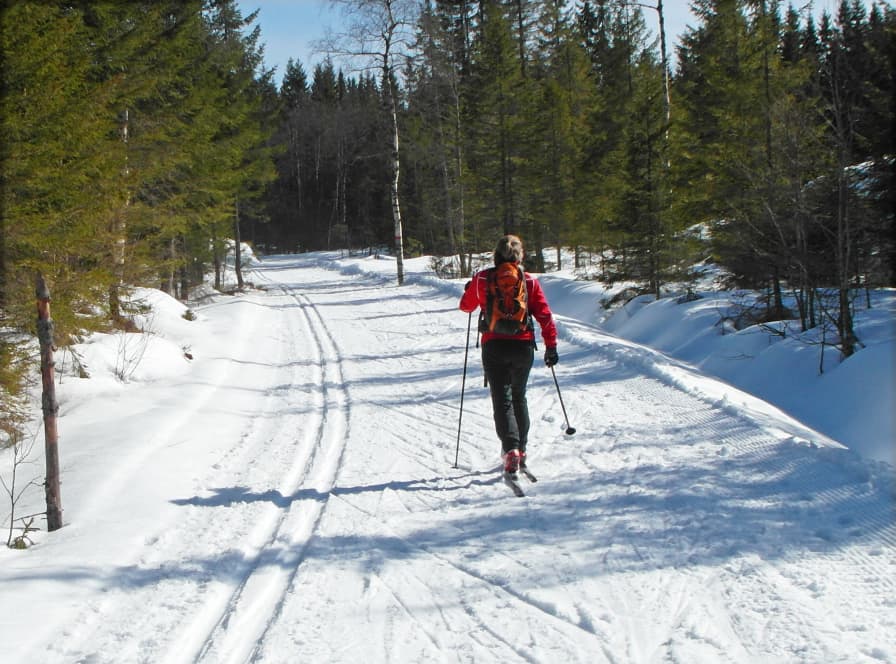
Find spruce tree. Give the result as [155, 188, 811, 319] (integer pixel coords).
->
[201, 0, 277, 291]
[528, 0, 596, 270]
[463, 0, 530, 240]
[404, 0, 469, 267]
[1, 2, 116, 337]
[83, 1, 213, 305]
[675, 0, 777, 293]
[271, 59, 311, 251]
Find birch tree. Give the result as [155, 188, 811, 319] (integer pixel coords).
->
[325, 0, 420, 285]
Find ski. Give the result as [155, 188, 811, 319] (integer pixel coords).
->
[503, 471, 525, 497]
[520, 467, 538, 483]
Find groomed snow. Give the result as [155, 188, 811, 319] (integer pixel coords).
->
[1, 252, 893, 664]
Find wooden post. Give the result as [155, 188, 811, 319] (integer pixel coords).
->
[36, 274, 62, 531]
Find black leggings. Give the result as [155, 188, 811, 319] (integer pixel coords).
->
[482, 339, 534, 454]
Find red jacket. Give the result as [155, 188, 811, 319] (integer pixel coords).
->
[459, 265, 558, 348]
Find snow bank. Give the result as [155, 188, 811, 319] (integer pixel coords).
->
[540, 274, 895, 466]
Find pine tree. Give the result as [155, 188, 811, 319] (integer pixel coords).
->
[270, 59, 311, 250]
[578, 1, 675, 288]
[463, 0, 530, 240]
[674, 0, 776, 292]
[200, 0, 277, 291]
[123, 1, 230, 298]
[528, 0, 596, 270]
[308, 60, 344, 248]
[83, 1, 215, 305]
[1, 2, 117, 337]
[435, 0, 476, 75]
[404, 0, 470, 269]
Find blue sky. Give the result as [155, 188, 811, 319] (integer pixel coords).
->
[239, 0, 342, 82]
[238, 0, 848, 87]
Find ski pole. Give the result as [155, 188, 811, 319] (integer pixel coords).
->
[454, 311, 473, 468]
[550, 365, 576, 436]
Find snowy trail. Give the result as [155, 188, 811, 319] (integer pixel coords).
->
[189, 286, 351, 664]
[1, 253, 893, 664]
[46, 284, 328, 662]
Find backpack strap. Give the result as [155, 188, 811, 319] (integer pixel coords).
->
[478, 268, 495, 334]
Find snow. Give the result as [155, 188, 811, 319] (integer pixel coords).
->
[591, 287, 896, 468]
[1, 251, 894, 664]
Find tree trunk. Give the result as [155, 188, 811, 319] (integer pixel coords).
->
[290, 117, 303, 219]
[166, 237, 176, 295]
[427, 49, 457, 262]
[384, 56, 405, 285]
[36, 275, 62, 531]
[828, 48, 858, 358]
[109, 108, 130, 322]
[656, 0, 671, 128]
[836, 164, 857, 357]
[0, 218, 5, 310]
[771, 275, 785, 319]
[179, 236, 189, 300]
[212, 227, 222, 291]
[513, 0, 527, 78]
[453, 85, 468, 276]
[234, 201, 244, 290]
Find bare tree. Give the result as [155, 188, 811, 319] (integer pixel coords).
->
[36, 275, 62, 531]
[2, 431, 42, 548]
[322, 0, 420, 285]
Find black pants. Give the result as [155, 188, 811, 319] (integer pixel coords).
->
[482, 339, 534, 454]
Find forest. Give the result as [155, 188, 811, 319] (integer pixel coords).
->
[0, 0, 893, 439]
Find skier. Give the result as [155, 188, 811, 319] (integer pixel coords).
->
[459, 234, 559, 479]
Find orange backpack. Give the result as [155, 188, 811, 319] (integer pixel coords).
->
[480, 263, 532, 335]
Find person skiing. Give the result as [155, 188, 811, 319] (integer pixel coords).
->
[459, 234, 559, 480]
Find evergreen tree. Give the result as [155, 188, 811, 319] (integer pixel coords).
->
[268, 59, 311, 251]
[809, 1, 889, 355]
[576, 0, 618, 264]
[202, 0, 277, 290]
[404, 0, 469, 269]
[528, 0, 595, 270]
[463, 0, 531, 240]
[1, 2, 118, 336]
[0, 1, 116, 436]
[83, 0, 215, 303]
[435, 0, 476, 75]
[266, 58, 392, 254]
[675, 0, 776, 291]
[579, 1, 675, 288]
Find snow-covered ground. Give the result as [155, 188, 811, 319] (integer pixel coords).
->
[1, 251, 893, 663]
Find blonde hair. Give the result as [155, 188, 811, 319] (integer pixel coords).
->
[494, 234, 524, 265]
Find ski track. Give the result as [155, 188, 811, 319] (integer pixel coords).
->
[191, 287, 351, 664]
[30, 294, 286, 663]
[327, 487, 615, 661]
[12, 254, 894, 664]
[37, 271, 351, 663]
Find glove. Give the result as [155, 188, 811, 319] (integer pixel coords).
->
[544, 347, 559, 367]
[464, 280, 472, 291]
